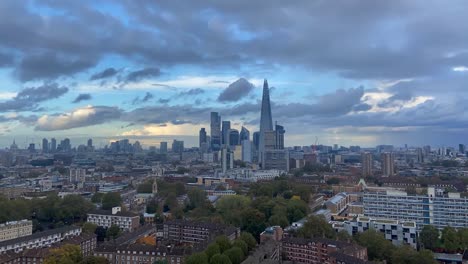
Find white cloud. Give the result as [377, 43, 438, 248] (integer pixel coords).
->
[453, 66, 468, 72]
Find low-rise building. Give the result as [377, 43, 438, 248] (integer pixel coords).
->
[87, 207, 140, 232]
[95, 243, 190, 264]
[163, 220, 240, 245]
[0, 220, 33, 242]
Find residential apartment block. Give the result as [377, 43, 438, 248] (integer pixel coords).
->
[281, 237, 368, 264]
[163, 220, 240, 245]
[87, 207, 140, 232]
[363, 187, 468, 229]
[0, 220, 33, 242]
[343, 217, 417, 248]
[95, 243, 189, 264]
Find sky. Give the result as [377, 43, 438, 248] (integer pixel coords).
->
[1, 0, 468, 149]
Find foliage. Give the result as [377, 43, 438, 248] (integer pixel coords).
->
[209, 254, 232, 264]
[185, 252, 208, 264]
[95, 226, 107, 242]
[81, 256, 109, 264]
[187, 188, 210, 209]
[82, 222, 98, 234]
[441, 226, 460, 251]
[240, 232, 257, 251]
[355, 229, 395, 261]
[44, 244, 83, 264]
[101, 192, 122, 210]
[326, 178, 340, 185]
[459, 228, 468, 249]
[91, 193, 104, 203]
[106, 224, 121, 240]
[297, 215, 336, 239]
[137, 180, 153, 193]
[146, 198, 158, 214]
[391, 246, 437, 264]
[215, 236, 232, 253]
[223, 247, 244, 264]
[336, 230, 352, 242]
[419, 225, 440, 250]
[205, 243, 221, 260]
[232, 240, 248, 255]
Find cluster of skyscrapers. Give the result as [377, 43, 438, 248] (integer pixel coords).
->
[199, 79, 288, 172]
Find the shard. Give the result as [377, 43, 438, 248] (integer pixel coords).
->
[259, 79, 273, 167]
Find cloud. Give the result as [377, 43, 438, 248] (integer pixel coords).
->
[0, 51, 14, 67]
[35, 105, 122, 131]
[0, 83, 68, 112]
[126, 67, 161, 82]
[218, 78, 254, 102]
[90, 68, 118, 80]
[16, 52, 96, 81]
[178, 88, 205, 97]
[72, 93, 92, 103]
[132, 92, 154, 105]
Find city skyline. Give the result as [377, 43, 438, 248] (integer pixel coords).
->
[1, 1, 468, 147]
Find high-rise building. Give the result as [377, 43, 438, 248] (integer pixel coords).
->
[259, 79, 274, 167]
[210, 112, 221, 151]
[87, 138, 93, 148]
[382, 152, 395, 177]
[229, 129, 239, 147]
[241, 140, 252, 163]
[42, 138, 49, 153]
[199, 128, 207, 147]
[222, 121, 231, 146]
[50, 138, 57, 153]
[361, 152, 372, 177]
[28, 143, 35, 153]
[240, 126, 250, 141]
[459, 144, 466, 154]
[221, 148, 233, 173]
[160, 142, 168, 154]
[275, 124, 285, 149]
[253, 132, 260, 151]
[416, 148, 424, 163]
[172, 140, 184, 154]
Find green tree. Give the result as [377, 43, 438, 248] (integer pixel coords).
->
[240, 208, 266, 239]
[187, 188, 209, 209]
[355, 229, 394, 261]
[232, 240, 248, 255]
[215, 236, 232, 253]
[205, 243, 221, 260]
[95, 226, 107, 242]
[137, 181, 153, 193]
[297, 215, 335, 239]
[186, 252, 208, 264]
[223, 247, 244, 264]
[164, 193, 179, 212]
[419, 225, 440, 250]
[82, 222, 98, 234]
[81, 256, 110, 264]
[146, 198, 158, 214]
[413, 250, 437, 264]
[458, 228, 468, 249]
[336, 230, 352, 242]
[101, 193, 122, 210]
[442, 226, 460, 251]
[175, 182, 186, 195]
[209, 254, 232, 264]
[268, 214, 289, 228]
[91, 193, 104, 203]
[153, 260, 168, 264]
[44, 244, 83, 264]
[240, 232, 257, 251]
[106, 224, 121, 240]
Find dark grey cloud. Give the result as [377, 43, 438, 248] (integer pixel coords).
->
[218, 78, 254, 102]
[178, 88, 205, 97]
[132, 92, 154, 105]
[35, 106, 122, 131]
[0, 51, 14, 67]
[126, 67, 161, 82]
[0, 83, 68, 112]
[158, 98, 171, 104]
[16, 52, 96, 81]
[72, 93, 92, 103]
[90, 68, 118, 81]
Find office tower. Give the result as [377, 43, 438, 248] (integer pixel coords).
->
[259, 79, 274, 167]
[42, 138, 49, 153]
[87, 138, 93, 148]
[361, 152, 372, 177]
[241, 140, 252, 163]
[221, 121, 231, 146]
[240, 126, 250, 141]
[221, 148, 233, 173]
[172, 140, 184, 154]
[210, 112, 221, 151]
[382, 152, 395, 177]
[229, 129, 239, 147]
[199, 128, 207, 147]
[60, 138, 71, 152]
[416, 148, 424, 163]
[253, 132, 260, 150]
[28, 143, 35, 153]
[459, 144, 466, 154]
[50, 138, 57, 152]
[160, 142, 168, 154]
[333, 144, 338, 151]
[275, 124, 285, 149]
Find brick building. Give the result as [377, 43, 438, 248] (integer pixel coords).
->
[163, 220, 240, 245]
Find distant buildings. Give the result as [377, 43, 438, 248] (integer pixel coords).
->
[210, 112, 221, 151]
[171, 140, 184, 154]
[160, 142, 168, 154]
[222, 121, 231, 146]
[381, 152, 395, 176]
[0, 220, 32, 243]
[361, 152, 372, 177]
[163, 220, 240, 245]
[229, 129, 239, 147]
[199, 128, 208, 153]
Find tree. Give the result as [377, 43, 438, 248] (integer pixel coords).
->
[205, 243, 221, 260]
[297, 215, 335, 239]
[419, 225, 440, 250]
[223, 247, 244, 264]
[240, 208, 266, 239]
[268, 214, 289, 228]
[186, 252, 208, 264]
[44, 244, 83, 264]
[137, 181, 153, 193]
[175, 182, 186, 196]
[326, 178, 340, 185]
[164, 193, 179, 212]
[442, 226, 460, 251]
[216, 236, 232, 253]
[458, 228, 468, 249]
[101, 193, 122, 210]
[210, 254, 232, 264]
[355, 229, 394, 261]
[240, 232, 257, 251]
[91, 193, 104, 203]
[413, 250, 438, 264]
[336, 230, 352, 242]
[106, 224, 121, 240]
[187, 188, 209, 209]
[153, 260, 168, 264]
[232, 240, 248, 255]
[146, 198, 158, 214]
[82, 256, 110, 264]
[95, 226, 107, 242]
[82, 222, 98, 234]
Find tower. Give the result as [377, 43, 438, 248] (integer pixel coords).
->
[361, 152, 372, 177]
[152, 179, 158, 194]
[259, 79, 274, 167]
[210, 112, 221, 151]
[382, 152, 395, 177]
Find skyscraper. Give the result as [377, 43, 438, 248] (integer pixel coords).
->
[210, 112, 221, 151]
[42, 138, 48, 153]
[160, 142, 168, 154]
[172, 140, 184, 154]
[229, 129, 239, 147]
[87, 138, 93, 148]
[259, 79, 274, 167]
[382, 152, 395, 177]
[50, 138, 57, 153]
[416, 148, 424, 163]
[199, 128, 208, 153]
[361, 152, 372, 177]
[240, 126, 250, 141]
[222, 121, 231, 146]
[459, 144, 466, 154]
[275, 124, 285, 149]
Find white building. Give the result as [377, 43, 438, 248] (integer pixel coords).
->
[224, 169, 283, 182]
[87, 207, 140, 232]
[0, 220, 32, 242]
